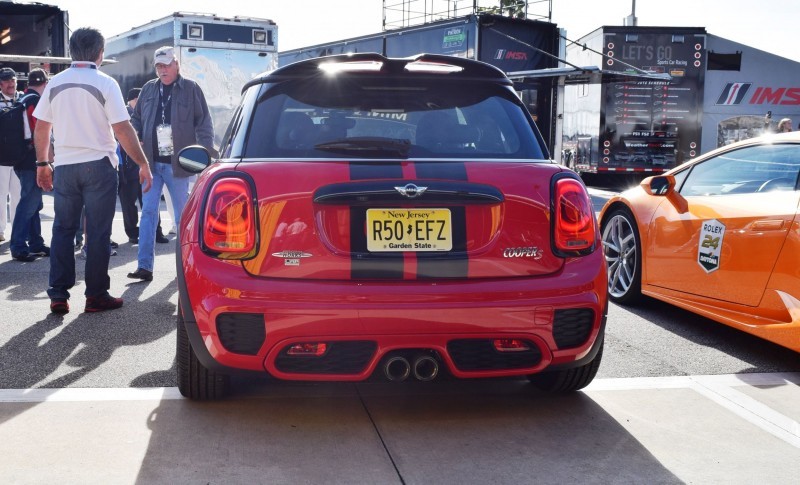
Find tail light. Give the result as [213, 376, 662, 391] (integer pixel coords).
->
[203, 177, 256, 256]
[552, 176, 597, 256]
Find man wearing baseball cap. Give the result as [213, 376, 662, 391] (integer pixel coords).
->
[10, 68, 50, 262]
[127, 45, 215, 282]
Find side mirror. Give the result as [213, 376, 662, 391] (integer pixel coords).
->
[643, 174, 688, 214]
[642, 175, 674, 196]
[178, 145, 212, 174]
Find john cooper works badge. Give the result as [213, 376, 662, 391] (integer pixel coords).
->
[698, 219, 725, 273]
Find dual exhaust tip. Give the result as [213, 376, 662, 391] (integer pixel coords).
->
[383, 353, 439, 382]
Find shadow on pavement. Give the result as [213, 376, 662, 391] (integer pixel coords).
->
[133, 380, 680, 484]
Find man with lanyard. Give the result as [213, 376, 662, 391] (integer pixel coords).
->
[10, 68, 50, 262]
[34, 27, 153, 314]
[127, 46, 215, 281]
[117, 87, 167, 245]
[0, 67, 22, 244]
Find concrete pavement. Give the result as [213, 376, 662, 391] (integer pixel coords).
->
[1, 373, 799, 483]
[2, 190, 800, 483]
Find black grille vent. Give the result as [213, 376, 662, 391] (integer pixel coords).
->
[275, 341, 377, 374]
[553, 308, 595, 349]
[447, 339, 541, 371]
[216, 313, 266, 355]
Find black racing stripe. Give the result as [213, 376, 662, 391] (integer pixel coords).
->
[415, 162, 469, 279]
[350, 162, 404, 279]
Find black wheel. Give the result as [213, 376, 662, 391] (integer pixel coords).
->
[528, 335, 604, 393]
[177, 307, 230, 400]
[601, 207, 642, 304]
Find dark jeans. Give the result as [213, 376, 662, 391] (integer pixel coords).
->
[48, 158, 118, 300]
[10, 168, 45, 256]
[118, 160, 163, 239]
[118, 162, 141, 239]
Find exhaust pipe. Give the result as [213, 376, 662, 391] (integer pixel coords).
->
[383, 356, 411, 382]
[412, 354, 439, 382]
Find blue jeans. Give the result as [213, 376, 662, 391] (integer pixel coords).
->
[10, 168, 45, 256]
[137, 162, 189, 271]
[48, 158, 118, 300]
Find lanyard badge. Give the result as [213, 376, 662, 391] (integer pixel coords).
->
[157, 124, 174, 156]
[157, 83, 174, 156]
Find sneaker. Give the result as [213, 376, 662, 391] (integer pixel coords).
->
[13, 252, 38, 262]
[75, 242, 83, 251]
[0, 234, 5, 242]
[50, 299, 69, 314]
[127, 268, 153, 281]
[30, 246, 50, 257]
[85, 294, 124, 313]
[156, 233, 170, 244]
[110, 240, 119, 249]
[128, 237, 139, 244]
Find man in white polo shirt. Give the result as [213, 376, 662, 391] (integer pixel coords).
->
[33, 27, 153, 314]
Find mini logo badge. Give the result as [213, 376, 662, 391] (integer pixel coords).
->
[395, 183, 427, 199]
[271, 250, 313, 258]
[272, 250, 313, 267]
[698, 219, 725, 273]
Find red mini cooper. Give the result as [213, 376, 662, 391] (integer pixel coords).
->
[176, 53, 607, 400]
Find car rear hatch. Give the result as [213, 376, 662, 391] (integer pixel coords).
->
[235, 160, 567, 280]
[202, 54, 596, 281]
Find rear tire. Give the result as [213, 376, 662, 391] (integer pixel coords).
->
[601, 208, 642, 304]
[528, 336, 604, 393]
[177, 308, 230, 400]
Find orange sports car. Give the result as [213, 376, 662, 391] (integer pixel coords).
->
[598, 132, 800, 352]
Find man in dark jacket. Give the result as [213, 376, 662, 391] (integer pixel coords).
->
[118, 87, 167, 245]
[127, 46, 215, 281]
[10, 68, 49, 262]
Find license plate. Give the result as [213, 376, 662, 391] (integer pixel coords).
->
[367, 208, 452, 252]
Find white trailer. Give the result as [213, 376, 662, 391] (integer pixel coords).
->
[103, 12, 278, 146]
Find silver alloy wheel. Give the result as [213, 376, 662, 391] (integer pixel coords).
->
[602, 213, 638, 298]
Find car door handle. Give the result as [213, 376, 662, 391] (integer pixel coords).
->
[750, 220, 785, 231]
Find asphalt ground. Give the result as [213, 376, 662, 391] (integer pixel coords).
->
[0, 190, 799, 483]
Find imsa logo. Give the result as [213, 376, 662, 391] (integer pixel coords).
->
[494, 49, 528, 61]
[716, 83, 751, 105]
[698, 219, 725, 273]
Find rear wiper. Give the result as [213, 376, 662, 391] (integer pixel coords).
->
[314, 137, 411, 157]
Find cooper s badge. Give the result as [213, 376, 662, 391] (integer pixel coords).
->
[503, 247, 543, 259]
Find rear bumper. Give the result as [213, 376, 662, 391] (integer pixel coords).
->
[178, 243, 608, 381]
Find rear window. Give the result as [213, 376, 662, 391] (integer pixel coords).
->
[241, 77, 546, 160]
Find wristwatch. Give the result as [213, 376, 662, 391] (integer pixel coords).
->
[35, 161, 52, 167]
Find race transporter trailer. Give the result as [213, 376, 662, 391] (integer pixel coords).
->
[103, 12, 278, 146]
[0, 2, 70, 81]
[279, 14, 563, 154]
[561, 25, 800, 176]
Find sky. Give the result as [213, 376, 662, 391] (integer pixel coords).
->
[38, 0, 800, 63]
